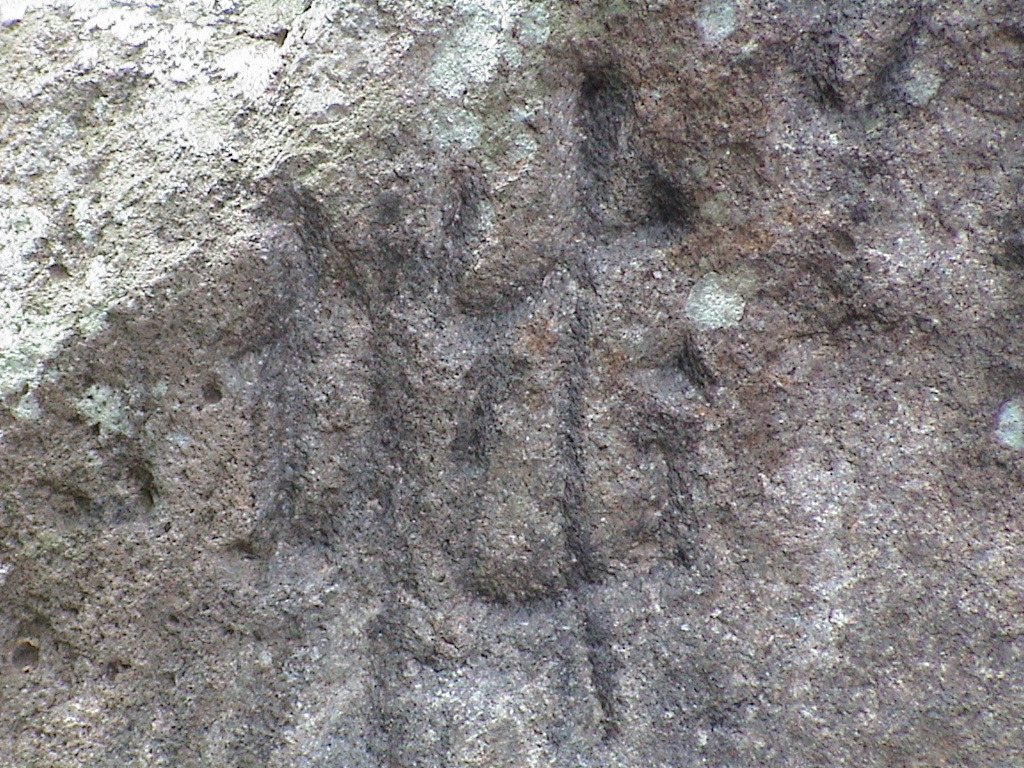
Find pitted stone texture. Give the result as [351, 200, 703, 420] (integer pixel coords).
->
[1, 1, 1023, 766]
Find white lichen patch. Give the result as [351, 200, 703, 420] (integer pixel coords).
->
[685, 272, 745, 330]
[698, 192, 732, 226]
[426, 0, 546, 149]
[0, 303, 67, 397]
[80, 4, 155, 47]
[0, 195, 52, 391]
[903, 63, 942, 107]
[1, 203, 48, 285]
[433, 105, 484, 148]
[1, 0, 29, 26]
[217, 42, 282, 99]
[12, 390, 41, 421]
[428, 2, 508, 99]
[994, 397, 1024, 450]
[696, 0, 736, 44]
[0, 1, 279, 399]
[75, 383, 132, 437]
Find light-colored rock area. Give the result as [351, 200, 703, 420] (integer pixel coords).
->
[1, 1, 1023, 765]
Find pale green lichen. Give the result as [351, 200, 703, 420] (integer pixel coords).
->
[696, 0, 736, 44]
[699, 192, 732, 226]
[685, 271, 746, 330]
[75, 383, 132, 437]
[995, 397, 1024, 450]
[903, 64, 942, 107]
[426, 0, 548, 150]
[428, 1, 508, 100]
[0, 306, 68, 398]
[12, 390, 41, 421]
[0, 203, 48, 275]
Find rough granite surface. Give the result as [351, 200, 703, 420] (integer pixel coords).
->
[1, 0, 1023, 766]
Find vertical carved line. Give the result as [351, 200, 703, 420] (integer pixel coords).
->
[558, 274, 603, 587]
[557, 259, 621, 739]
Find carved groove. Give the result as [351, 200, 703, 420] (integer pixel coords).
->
[583, 606, 621, 740]
[559, 279, 604, 587]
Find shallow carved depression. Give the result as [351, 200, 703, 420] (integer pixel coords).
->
[10, 638, 39, 672]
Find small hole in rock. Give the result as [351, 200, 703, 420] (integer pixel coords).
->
[831, 228, 856, 254]
[129, 463, 157, 512]
[105, 659, 131, 678]
[201, 379, 223, 405]
[227, 538, 258, 559]
[674, 545, 693, 568]
[11, 639, 40, 671]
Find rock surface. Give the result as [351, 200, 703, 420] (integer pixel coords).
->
[1, 0, 1023, 765]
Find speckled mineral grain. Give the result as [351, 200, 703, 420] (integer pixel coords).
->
[1, 1, 1022, 766]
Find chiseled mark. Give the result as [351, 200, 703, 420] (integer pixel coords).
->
[685, 272, 745, 330]
[995, 397, 1024, 450]
[696, 0, 736, 45]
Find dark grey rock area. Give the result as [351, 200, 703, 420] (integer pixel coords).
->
[1, 0, 1022, 765]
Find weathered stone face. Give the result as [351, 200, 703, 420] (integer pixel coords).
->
[2, 1, 1023, 765]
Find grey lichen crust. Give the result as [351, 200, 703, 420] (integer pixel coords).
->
[2, 1, 1024, 766]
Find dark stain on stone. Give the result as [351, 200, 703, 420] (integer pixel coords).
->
[201, 376, 223, 405]
[442, 167, 488, 250]
[865, 11, 929, 112]
[366, 610, 454, 768]
[128, 459, 157, 512]
[375, 190, 403, 227]
[802, 33, 847, 112]
[577, 59, 635, 222]
[674, 335, 715, 393]
[646, 170, 697, 233]
[996, 210, 1024, 270]
[451, 353, 524, 471]
[246, 183, 332, 554]
[450, 396, 493, 470]
[830, 227, 857, 255]
[582, 606, 621, 740]
[578, 61, 634, 180]
[634, 409, 702, 568]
